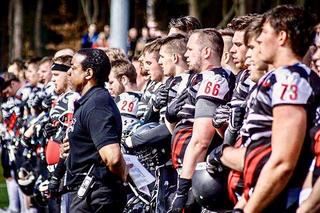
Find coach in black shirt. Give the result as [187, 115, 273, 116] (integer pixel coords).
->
[66, 48, 127, 212]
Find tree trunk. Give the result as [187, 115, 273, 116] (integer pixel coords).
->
[34, 0, 43, 57]
[92, 0, 99, 24]
[81, 0, 99, 25]
[296, 0, 305, 6]
[218, 2, 235, 28]
[81, 0, 92, 25]
[188, 0, 200, 20]
[222, 0, 227, 17]
[238, 0, 246, 16]
[8, 0, 13, 62]
[13, 0, 23, 60]
[146, 0, 155, 23]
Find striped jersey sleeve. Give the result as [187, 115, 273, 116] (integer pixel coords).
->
[115, 91, 142, 130]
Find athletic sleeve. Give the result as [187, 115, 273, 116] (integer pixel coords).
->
[194, 98, 219, 118]
[272, 69, 312, 107]
[196, 73, 230, 103]
[86, 107, 120, 150]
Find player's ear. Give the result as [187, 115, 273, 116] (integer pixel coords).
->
[173, 53, 179, 64]
[84, 68, 93, 80]
[121, 75, 129, 85]
[203, 47, 211, 59]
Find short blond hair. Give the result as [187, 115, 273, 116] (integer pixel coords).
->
[111, 59, 137, 84]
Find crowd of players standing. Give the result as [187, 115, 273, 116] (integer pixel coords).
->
[0, 4, 320, 213]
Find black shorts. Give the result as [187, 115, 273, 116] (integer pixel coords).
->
[69, 182, 126, 213]
[1, 148, 12, 178]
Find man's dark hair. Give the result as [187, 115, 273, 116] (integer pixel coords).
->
[131, 55, 140, 61]
[262, 4, 317, 57]
[161, 33, 186, 45]
[160, 33, 188, 57]
[26, 57, 42, 69]
[169, 16, 202, 33]
[1, 72, 19, 90]
[53, 55, 73, 65]
[244, 16, 263, 46]
[111, 59, 137, 84]
[10, 59, 26, 70]
[77, 48, 111, 85]
[227, 14, 258, 31]
[219, 28, 234, 37]
[142, 38, 162, 61]
[39, 56, 53, 65]
[190, 28, 224, 60]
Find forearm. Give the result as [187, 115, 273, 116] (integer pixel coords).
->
[245, 106, 307, 212]
[99, 144, 127, 182]
[298, 176, 320, 213]
[235, 195, 247, 209]
[181, 117, 216, 179]
[24, 124, 35, 138]
[165, 118, 176, 134]
[244, 160, 294, 213]
[301, 171, 313, 189]
[131, 123, 171, 147]
[221, 146, 245, 172]
[180, 139, 209, 179]
[107, 154, 127, 182]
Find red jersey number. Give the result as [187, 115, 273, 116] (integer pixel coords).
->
[204, 82, 220, 96]
[121, 101, 134, 112]
[280, 84, 298, 100]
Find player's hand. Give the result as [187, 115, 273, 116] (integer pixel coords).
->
[212, 105, 230, 128]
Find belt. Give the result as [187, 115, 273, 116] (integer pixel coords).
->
[64, 185, 79, 192]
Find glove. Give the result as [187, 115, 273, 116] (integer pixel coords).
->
[124, 136, 133, 149]
[212, 105, 230, 128]
[42, 96, 52, 111]
[48, 176, 60, 197]
[153, 87, 168, 110]
[223, 127, 239, 147]
[20, 136, 32, 148]
[169, 177, 192, 213]
[32, 95, 44, 109]
[166, 91, 188, 123]
[229, 106, 246, 132]
[206, 143, 229, 175]
[43, 123, 58, 138]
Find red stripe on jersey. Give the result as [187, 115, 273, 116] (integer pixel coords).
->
[243, 145, 272, 200]
[8, 112, 17, 131]
[234, 136, 243, 148]
[228, 170, 242, 204]
[227, 137, 244, 204]
[172, 129, 184, 168]
[314, 130, 320, 168]
[171, 127, 193, 169]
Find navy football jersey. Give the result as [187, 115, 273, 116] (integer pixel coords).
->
[243, 63, 320, 200]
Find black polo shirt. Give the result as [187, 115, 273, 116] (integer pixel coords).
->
[66, 86, 122, 187]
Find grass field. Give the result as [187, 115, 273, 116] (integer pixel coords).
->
[0, 165, 9, 208]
